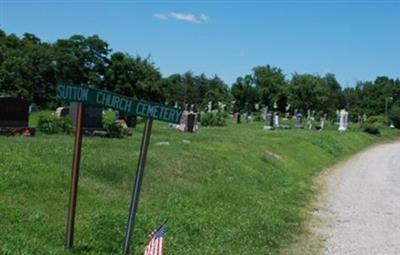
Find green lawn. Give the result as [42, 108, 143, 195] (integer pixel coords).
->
[1, 114, 399, 254]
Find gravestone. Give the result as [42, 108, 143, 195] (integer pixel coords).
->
[55, 107, 70, 118]
[119, 114, 137, 128]
[338, 109, 348, 132]
[274, 112, 280, 128]
[0, 97, 34, 135]
[70, 103, 103, 131]
[295, 113, 303, 128]
[263, 106, 268, 120]
[178, 111, 198, 132]
[232, 112, 241, 124]
[316, 114, 326, 131]
[264, 112, 274, 130]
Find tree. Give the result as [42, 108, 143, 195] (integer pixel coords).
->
[323, 73, 343, 114]
[53, 35, 110, 87]
[288, 74, 330, 113]
[104, 52, 163, 102]
[0, 32, 56, 107]
[252, 65, 287, 110]
[231, 75, 259, 112]
[202, 75, 231, 109]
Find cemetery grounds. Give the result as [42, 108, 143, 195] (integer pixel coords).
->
[0, 111, 399, 254]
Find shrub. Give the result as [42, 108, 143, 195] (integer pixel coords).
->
[365, 115, 387, 128]
[37, 115, 72, 134]
[361, 124, 380, 135]
[200, 111, 227, 127]
[57, 117, 73, 134]
[389, 103, 400, 128]
[37, 115, 59, 134]
[102, 117, 127, 138]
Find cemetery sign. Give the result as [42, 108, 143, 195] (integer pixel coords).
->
[57, 84, 182, 124]
[58, 84, 182, 254]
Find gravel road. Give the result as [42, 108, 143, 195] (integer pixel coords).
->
[320, 142, 400, 255]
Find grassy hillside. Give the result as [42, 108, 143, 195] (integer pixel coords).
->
[1, 114, 399, 254]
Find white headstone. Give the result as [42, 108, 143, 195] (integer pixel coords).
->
[338, 109, 348, 132]
[274, 113, 279, 128]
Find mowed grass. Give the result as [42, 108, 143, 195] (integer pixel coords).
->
[1, 113, 399, 254]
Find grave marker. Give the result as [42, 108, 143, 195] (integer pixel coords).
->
[0, 97, 33, 136]
[55, 107, 70, 118]
[295, 113, 303, 128]
[264, 112, 274, 130]
[338, 109, 348, 132]
[232, 112, 241, 124]
[70, 103, 103, 131]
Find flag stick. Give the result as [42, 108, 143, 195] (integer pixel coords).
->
[122, 118, 153, 254]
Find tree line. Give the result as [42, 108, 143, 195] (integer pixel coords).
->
[1, 29, 399, 120]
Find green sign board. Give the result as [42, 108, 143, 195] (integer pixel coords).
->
[56, 84, 182, 124]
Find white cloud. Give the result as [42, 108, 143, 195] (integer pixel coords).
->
[170, 12, 200, 23]
[154, 13, 169, 20]
[153, 12, 209, 24]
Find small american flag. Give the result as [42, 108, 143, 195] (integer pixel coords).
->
[144, 223, 166, 255]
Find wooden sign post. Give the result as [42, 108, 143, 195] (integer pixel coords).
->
[56, 84, 182, 253]
[65, 103, 84, 249]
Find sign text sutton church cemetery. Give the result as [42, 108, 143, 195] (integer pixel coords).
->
[56, 84, 182, 124]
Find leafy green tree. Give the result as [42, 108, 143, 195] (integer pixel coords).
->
[231, 75, 259, 112]
[252, 65, 287, 110]
[288, 74, 329, 113]
[104, 52, 163, 102]
[0, 32, 56, 107]
[53, 35, 110, 87]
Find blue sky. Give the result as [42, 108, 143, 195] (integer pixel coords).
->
[1, 0, 399, 87]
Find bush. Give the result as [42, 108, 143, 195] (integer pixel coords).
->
[365, 115, 387, 128]
[389, 103, 400, 128]
[200, 111, 226, 127]
[361, 124, 380, 135]
[102, 116, 127, 138]
[37, 115, 72, 134]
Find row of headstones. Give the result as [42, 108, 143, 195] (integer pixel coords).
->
[56, 104, 137, 131]
[0, 97, 351, 136]
[0, 98, 138, 135]
[231, 107, 350, 132]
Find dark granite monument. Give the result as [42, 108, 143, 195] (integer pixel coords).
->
[70, 103, 103, 131]
[0, 97, 34, 136]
